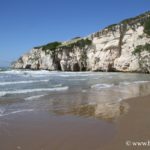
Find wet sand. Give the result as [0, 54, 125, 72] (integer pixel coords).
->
[0, 111, 116, 150]
[0, 95, 150, 150]
[103, 95, 150, 150]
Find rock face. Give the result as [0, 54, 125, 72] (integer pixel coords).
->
[12, 11, 150, 73]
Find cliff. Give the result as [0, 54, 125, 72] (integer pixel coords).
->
[12, 11, 150, 73]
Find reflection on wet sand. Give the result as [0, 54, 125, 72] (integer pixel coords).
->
[48, 83, 150, 121]
[49, 89, 129, 121]
[53, 102, 129, 121]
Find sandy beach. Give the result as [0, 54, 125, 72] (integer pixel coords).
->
[0, 0, 150, 149]
[103, 95, 150, 150]
[0, 94, 149, 150]
[0, 70, 150, 150]
[0, 106, 116, 150]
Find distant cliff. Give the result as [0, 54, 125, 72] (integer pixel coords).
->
[12, 11, 150, 73]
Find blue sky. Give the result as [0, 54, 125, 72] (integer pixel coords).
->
[0, 0, 150, 66]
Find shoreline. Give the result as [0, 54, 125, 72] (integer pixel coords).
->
[7, 68, 150, 74]
[103, 94, 150, 150]
[0, 93, 150, 149]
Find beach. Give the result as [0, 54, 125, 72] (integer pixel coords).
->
[0, 95, 150, 150]
[0, 70, 150, 150]
[103, 95, 150, 150]
[0, 1, 150, 149]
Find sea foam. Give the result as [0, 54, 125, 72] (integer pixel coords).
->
[0, 79, 49, 86]
[91, 84, 114, 89]
[24, 94, 46, 101]
[0, 109, 34, 117]
[0, 86, 69, 97]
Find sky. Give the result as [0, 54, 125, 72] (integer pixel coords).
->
[0, 0, 150, 66]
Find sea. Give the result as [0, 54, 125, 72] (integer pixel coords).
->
[0, 68, 150, 120]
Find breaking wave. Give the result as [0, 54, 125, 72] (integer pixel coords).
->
[24, 94, 46, 101]
[0, 80, 49, 86]
[0, 86, 69, 97]
[91, 84, 114, 89]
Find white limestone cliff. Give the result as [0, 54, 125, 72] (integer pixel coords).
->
[12, 11, 150, 73]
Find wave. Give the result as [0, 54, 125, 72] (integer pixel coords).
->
[0, 79, 49, 86]
[119, 81, 150, 86]
[0, 109, 34, 117]
[0, 69, 51, 74]
[82, 90, 87, 93]
[0, 70, 104, 78]
[68, 78, 86, 81]
[53, 84, 62, 87]
[24, 94, 46, 101]
[119, 82, 131, 86]
[133, 81, 150, 84]
[0, 107, 5, 114]
[0, 70, 53, 78]
[91, 81, 150, 91]
[59, 74, 97, 77]
[91, 84, 114, 89]
[0, 86, 69, 97]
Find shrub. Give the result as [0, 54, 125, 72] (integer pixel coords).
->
[132, 43, 150, 55]
[34, 41, 62, 51]
[144, 19, 150, 36]
[33, 38, 92, 53]
[42, 42, 62, 51]
[106, 24, 117, 30]
[59, 38, 92, 49]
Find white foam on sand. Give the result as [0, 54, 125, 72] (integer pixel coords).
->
[0, 109, 34, 117]
[0, 86, 69, 97]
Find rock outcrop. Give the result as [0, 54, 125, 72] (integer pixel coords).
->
[12, 11, 150, 73]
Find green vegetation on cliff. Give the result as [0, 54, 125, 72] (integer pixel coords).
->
[120, 11, 150, 25]
[133, 43, 150, 55]
[35, 41, 62, 51]
[34, 38, 92, 53]
[144, 18, 150, 36]
[59, 38, 92, 49]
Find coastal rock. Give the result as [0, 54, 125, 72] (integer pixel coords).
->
[12, 11, 150, 73]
